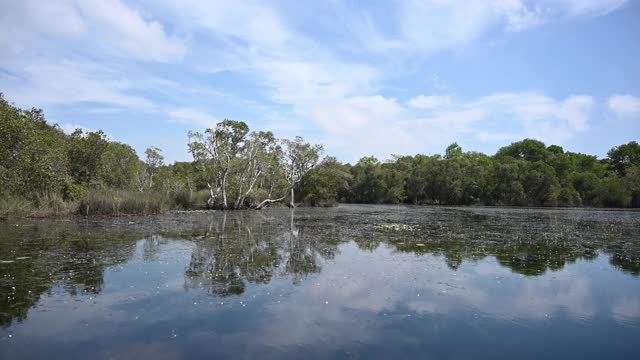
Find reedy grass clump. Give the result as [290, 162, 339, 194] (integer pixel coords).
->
[169, 189, 210, 210]
[0, 193, 76, 219]
[0, 189, 213, 220]
[0, 195, 34, 220]
[82, 190, 169, 216]
[32, 193, 76, 218]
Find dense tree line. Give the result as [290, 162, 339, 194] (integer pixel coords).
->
[1, 93, 150, 202]
[1, 92, 639, 218]
[0, 93, 323, 215]
[312, 139, 639, 208]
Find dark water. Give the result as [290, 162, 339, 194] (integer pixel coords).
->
[1, 205, 639, 359]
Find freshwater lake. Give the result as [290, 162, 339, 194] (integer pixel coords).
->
[1, 204, 639, 359]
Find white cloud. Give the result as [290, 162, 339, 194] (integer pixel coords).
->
[407, 95, 453, 109]
[0, 0, 185, 62]
[553, 0, 628, 18]
[75, 0, 186, 62]
[493, 93, 593, 133]
[300, 91, 596, 162]
[0, 0, 629, 163]
[255, 245, 605, 350]
[608, 94, 640, 116]
[256, 58, 378, 105]
[147, 1, 607, 160]
[84, 107, 125, 114]
[612, 297, 640, 323]
[310, 95, 403, 133]
[398, 0, 520, 53]
[168, 108, 220, 129]
[418, 108, 487, 131]
[0, 1, 86, 50]
[0, 0, 186, 110]
[476, 131, 520, 142]
[148, 0, 290, 50]
[468, 92, 593, 134]
[354, 0, 628, 56]
[5, 61, 154, 109]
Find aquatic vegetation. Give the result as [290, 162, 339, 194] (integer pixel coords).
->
[375, 223, 420, 232]
[0, 205, 639, 359]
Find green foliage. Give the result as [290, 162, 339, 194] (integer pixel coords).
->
[97, 142, 142, 189]
[143, 146, 164, 189]
[492, 159, 528, 206]
[547, 145, 564, 155]
[496, 138, 549, 162]
[1, 92, 638, 219]
[340, 139, 638, 208]
[188, 119, 254, 209]
[607, 141, 640, 175]
[570, 172, 599, 204]
[349, 156, 387, 203]
[522, 161, 560, 206]
[170, 189, 210, 210]
[558, 186, 582, 207]
[445, 143, 463, 160]
[592, 178, 631, 207]
[67, 129, 109, 185]
[0, 94, 68, 196]
[298, 156, 351, 206]
[624, 165, 640, 207]
[62, 178, 87, 201]
[282, 136, 324, 207]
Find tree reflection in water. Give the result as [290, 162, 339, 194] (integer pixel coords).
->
[182, 210, 339, 296]
[1, 206, 639, 328]
[0, 221, 138, 327]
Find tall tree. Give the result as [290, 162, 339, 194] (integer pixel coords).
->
[282, 136, 323, 208]
[607, 141, 640, 175]
[98, 142, 141, 190]
[188, 120, 249, 209]
[445, 143, 463, 160]
[144, 146, 164, 189]
[496, 139, 549, 162]
[232, 131, 277, 209]
[0, 94, 68, 196]
[298, 156, 352, 206]
[67, 129, 109, 186]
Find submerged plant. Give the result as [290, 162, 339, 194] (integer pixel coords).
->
[375, 223, 420, 232]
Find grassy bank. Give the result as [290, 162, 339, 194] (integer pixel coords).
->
[81, 191, 168, 216]
[0, 193, 78, 219]
[0, 189, 212, 220]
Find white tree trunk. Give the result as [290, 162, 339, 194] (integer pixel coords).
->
[255, 195, 286, 210]
[206, 182, 216, 208]
[289, 187, 295, 208]
[221, 172, 228, 209]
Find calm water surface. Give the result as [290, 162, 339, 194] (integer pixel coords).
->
[1, 204, 639, 359]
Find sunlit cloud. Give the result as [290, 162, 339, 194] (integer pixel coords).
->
[0, 0, 634, 161]
[608, 94, 640, 117]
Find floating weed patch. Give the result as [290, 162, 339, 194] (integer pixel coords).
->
[375, 223, 420, 232]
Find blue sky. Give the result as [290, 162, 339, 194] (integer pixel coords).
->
[1, 0, 639, 163]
